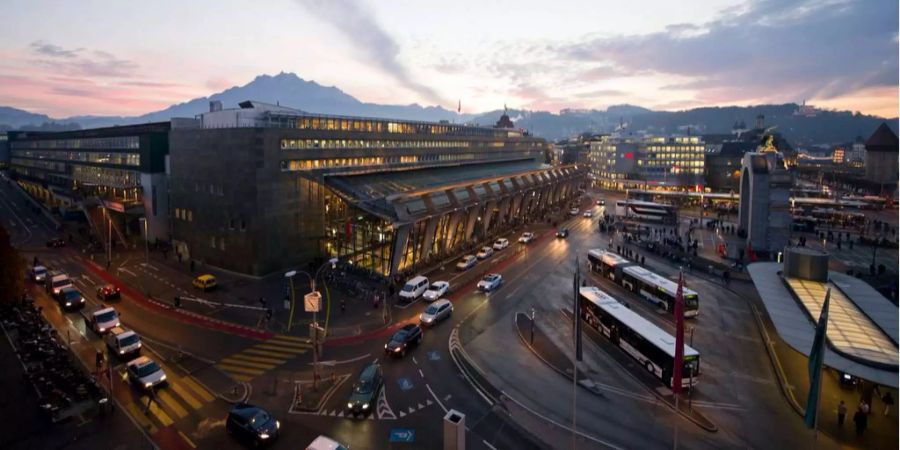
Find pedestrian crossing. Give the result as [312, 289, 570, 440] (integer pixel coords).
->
[124, 373, 217, 433]
[216, 335, 312, 381]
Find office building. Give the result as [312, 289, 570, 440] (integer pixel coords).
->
[169, 101, 585, 276]
[7, 123, 170, 243]
[588, 134, 705, 190]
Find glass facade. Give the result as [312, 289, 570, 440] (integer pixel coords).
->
[10, 136, 139, 150]
[12, 149, 140, 166]
[589, 135, 705, 190]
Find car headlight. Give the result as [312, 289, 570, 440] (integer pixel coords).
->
[384, 344, 388, 349]
[160, 374, 166, 381]
[144, 381, 152, 387]
[362, 403, 369, 409]
[119, 349, 125, 354]
[348, 402, 354, 409]
[393, 347, 402, 352]
[259, 433, 270, 440]
[276, 420, 280, 430]
[99, 327, 105, 333]
[80, 298, 85, 303]
[65, 302, 71, 306]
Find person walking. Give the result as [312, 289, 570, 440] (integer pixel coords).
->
[340, 298, 346, 314]
[882, 391, 894, 416]
[837, 400, 847, 426]
[853, 407, 867, 436]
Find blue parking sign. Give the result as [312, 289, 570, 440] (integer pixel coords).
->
[390, 428, 415, 443]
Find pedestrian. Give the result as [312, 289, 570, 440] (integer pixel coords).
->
[853, 407, 867, 436]
[640, 255, 645, 266]
[373, 294, 380, 309]
[341, 299, 346, 313]
[838, 400, 847, 426]
[95, 350, 104, 375]
[859, 400, 870, 415]
[882, 391, 894, 416]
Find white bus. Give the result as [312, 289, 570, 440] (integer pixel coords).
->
[579, 286, 700, 389]
[614, 200, 677, 223]
[621, 265, 699, 317]
[587, 249, 633, 282]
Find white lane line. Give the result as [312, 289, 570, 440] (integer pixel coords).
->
[418, 369, 424, 378]
[412, 356, 418, 365]
[117, 268, 137, 277]
[425, 383, 448, 413]
[482, 440, 499, 450]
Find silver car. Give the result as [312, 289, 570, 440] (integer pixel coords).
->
[420, 299, 453, 326]
[127, 356, 167, 390]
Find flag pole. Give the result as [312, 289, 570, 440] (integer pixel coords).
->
[572, 257, 579, 450]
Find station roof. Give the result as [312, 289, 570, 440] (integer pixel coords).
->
[325, 160, 586, 223]
[748, 263, 898, 387]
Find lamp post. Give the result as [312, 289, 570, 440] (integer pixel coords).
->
[140, 217, 149, 264]
[286, 258, 339, 388]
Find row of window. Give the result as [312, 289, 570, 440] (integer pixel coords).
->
[280, 151, 534, 171]
[174, 208, 194, 222]
[72, 165, 140, 188]
[281, 138, 473, 150]
[12, 150, 141, 166]
[10, 158, 65, 172]
[639, 160, 703, 167]
[10, 136, 140, 150]
[210, 236, 226, 251]
[291, 117, 510, 138]
[646, 146, 705, 152]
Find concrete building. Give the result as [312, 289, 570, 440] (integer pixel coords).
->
[738, 150, 792, 256]
[169, 101, 585, 276]
[864, 122, 898, 187]
[7, 123, 171, 243]
[704, 141, 756, 193]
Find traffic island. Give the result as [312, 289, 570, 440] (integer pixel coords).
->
[288, 374, 350, 413]
[514, 312, 718, 432]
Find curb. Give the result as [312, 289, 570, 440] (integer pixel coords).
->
[80, 255, 273, 340]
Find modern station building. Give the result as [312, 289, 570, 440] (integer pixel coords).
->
[7, 123, 171, 243]
[168, 101, 586, 276]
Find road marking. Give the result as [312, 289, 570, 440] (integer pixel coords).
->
[227, 353, 286, 365]
[264, 339, 312, 349]
[220, 357, 278, 370]
[141, 396, 174, 426]
[272, 334, 307, 342]
[217, 363, 265, 375]
[169, 381, 203, 410]
[126, 400, 159, 434]
[178, 430, 197, 449]
[231, 374, 254, 382]
[180, 376, 215, 402]
[118, 267, 137, 277]
[426, 384, 448, 413]
[412, 356, 418, 365]
[157, 389, 189, 419]
[418, 369, 425, 378]
[243, 348, 297, 358]
[257, 343, 308, 353]
[483, 440, 499, 450]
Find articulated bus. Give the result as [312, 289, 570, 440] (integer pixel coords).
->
[579, 286, 700, 389]
[614, 200, 677, 224]
[587, 249, 700, 317]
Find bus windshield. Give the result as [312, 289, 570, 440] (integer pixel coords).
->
[684, 295, 699, 309]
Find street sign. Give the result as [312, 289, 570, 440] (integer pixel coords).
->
[304, 291, 322, 312]
[389, 428, 415, 443]
[397, 377, 414, 391]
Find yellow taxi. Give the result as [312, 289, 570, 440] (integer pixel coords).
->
[192, 274, 217, 291]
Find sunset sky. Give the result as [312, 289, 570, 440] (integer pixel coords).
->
[1, 0, 897, 118]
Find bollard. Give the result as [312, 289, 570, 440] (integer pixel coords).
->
[443, 409, 466, 450]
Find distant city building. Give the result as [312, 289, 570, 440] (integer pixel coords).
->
[0, 133, 9, 170]
[553, 136, 590, 166]
[793, 100, 819, 117]
[588, 134, 704, 190]
[831, 147, 845, 164]
[864, 122, 899, 187]
[849, 135, 866, 167]
[705, 141, 756, 193]
[7, 123, 171, 242]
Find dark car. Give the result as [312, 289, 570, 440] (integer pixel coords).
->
[97, 284, 122, 301]
[58, 287, 86, 311]
[384, 324, 423, 357]
[346, 363, 383, 416]
[226, 403, 280, 447]
[556, 228, 569, 238]
[46, 238, 66, 248]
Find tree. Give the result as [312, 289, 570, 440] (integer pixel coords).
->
[0, 225, 25, 305]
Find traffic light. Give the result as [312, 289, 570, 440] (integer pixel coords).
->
[174, 296, 181, 308]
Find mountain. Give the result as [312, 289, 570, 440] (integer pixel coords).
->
[0, 72, 895, 145]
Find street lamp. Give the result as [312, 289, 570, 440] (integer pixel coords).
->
[140, 217, 149, 264]
[285, 257, 339, 389]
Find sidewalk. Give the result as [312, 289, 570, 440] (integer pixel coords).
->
[513, 312, 718, 432]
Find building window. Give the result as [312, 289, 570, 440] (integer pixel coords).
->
[210, 236, 216, 248]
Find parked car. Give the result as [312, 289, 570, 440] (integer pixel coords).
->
[518, 232, 535, 244]
[493, 238, 509, 250]
[384, 324, 423, 357]
[58, 287, 86, 311]
[192, 274, 217, 291]
[126, 356, 166, 390]
[583, 210, 593, 218]
[556, 228, 570, 238]
[477, 273, 503, 292]
[476, 246, 494, 259]
[420, 299, 453, 326]
[46, 238, 66, 248]
[96, 284, 121, 301]
[456, 255, 477, 271]
[422, 281, 449, 302]
[226, 403, 280, 447]
[399, 275, 429, 302]
[346, 363, 383, 416]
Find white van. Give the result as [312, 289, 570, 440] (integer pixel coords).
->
[399, 275, 429, 302]
[46, 272, 73, 298]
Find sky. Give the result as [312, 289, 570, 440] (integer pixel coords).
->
[0, 0, 897, 118]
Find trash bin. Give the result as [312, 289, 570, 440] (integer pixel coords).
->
[443, 409, 466, 450]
